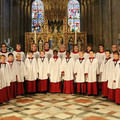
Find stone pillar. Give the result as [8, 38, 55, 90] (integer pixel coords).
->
[108, 0, 112, 45]
[0, 0, 3, 44]
[80, 0, 85, 32]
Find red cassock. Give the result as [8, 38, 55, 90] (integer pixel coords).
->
[0, 89, 4, 103]
[98, 82, 102, 90]
[87, 82, 98, 95]
[77, 83, 86, 94]
[10, 82, 17, 98]
[6, 86, 11, 100]
[108, 89, 115, 101]
[25, 81, 36, 93]
[101, 81, 108, 97]
[115, 89, 120, 104]
[2, 87, 10, 101]
[17, 82, 24, 95]
[37, 79, 48, 92]
[63, 80, 74, 94]
[49, 82, 61, 93]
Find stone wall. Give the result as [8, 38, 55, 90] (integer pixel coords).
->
[0, 0, 120, 51]
[80, 0, 120, 51]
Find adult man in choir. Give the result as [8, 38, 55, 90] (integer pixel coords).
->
[0, 43, 9, 61]
[31, 43, 40, 59]
[111, 44, 118, 58]
[44, 42, 53, 61]
[118, 43, 120, 54]
[58, 44, 66, 61]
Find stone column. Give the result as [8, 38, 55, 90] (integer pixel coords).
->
[108, 0, 112, 45]
[0, 0, 3, 43]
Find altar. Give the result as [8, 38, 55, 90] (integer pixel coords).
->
[25, 30, 87, 53]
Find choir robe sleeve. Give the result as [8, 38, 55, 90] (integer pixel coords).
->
[96, 59, 100, 75]
[5, 64, 11, 87]
[85, 59, 89, 75]
[60, 59, 65, 73]
[74, 60, 79, 74]
[100, 61, 104, 73]
[115, 62, 120, 88]
[22, 62, 28, 77]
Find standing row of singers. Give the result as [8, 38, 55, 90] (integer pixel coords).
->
[0, 42, 120, 105]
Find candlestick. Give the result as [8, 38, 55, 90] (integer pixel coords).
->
[34, 31, 37, 44]
[75, 29, 77, 44]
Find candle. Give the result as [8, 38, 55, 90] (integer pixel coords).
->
[75, 29, 77, 44]
[34, 31, 37, 44]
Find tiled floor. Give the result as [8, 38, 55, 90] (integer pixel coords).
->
[0, 93, 120, 120]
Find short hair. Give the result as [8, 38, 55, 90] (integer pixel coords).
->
[89, 50, 94, 53]
[113, 51, 119, 55]
[32, 43, 37, 46]
[16, 53, 21, 57]
[1, 43, 6, 47]
[1, 55, 6, 58]
[28, 51, 33, 54]
[16, 43, 21, 47]
[44, 42, 49, 45]
[99, 44, 104, 48]
[79, 50, 84, 54]
[53, 50, 58, 53]
[73, 44, 78, 47]
[87, 44, 92, 48]
[112, 44, 117, 47]
[60, 44, 65, 48]
[40, 50, 45, 54]
[118, 43, 120, 46]
[8, 53, 14, 57]
[66, 51, 70, 54]
[105, 50, 111, 54]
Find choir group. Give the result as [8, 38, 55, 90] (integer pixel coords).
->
[0, 42, 120, 105]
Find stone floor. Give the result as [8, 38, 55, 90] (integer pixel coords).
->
[0, 93, 120, 120]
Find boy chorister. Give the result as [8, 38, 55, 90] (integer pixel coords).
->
[61, 51, 75, 94]
[13, 43, 25, 61]
[108, 51, 119, 101]
[96, 44, 105, 90]
[115, 55, 120, 104]
[85, 50, 99, 95]
[0, 55, 11, 103]
[74, 51, 86, 94]
[70, 45, 79, 62]
[0, 43, 9, 61]
[49, 50, 62, 93]
[44, 42, 53, 61]
[37, 51, 49, 92]
[58, 44, 66, 61]
[16, 54, 28, 95]
[100, 50, 112, 97]
[25, 51, 38, 93]
[7, 53, 18, 98]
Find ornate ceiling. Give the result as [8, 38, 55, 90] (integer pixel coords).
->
[19, 0, 96, 22]
[42, 0, 70, 22]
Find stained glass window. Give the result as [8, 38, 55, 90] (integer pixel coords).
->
[32, 0, 44, 32]
[68, 0, 80, 32]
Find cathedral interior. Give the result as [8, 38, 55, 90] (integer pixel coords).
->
[0, 1, 120, 120]
[0, 0, 120, 52]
